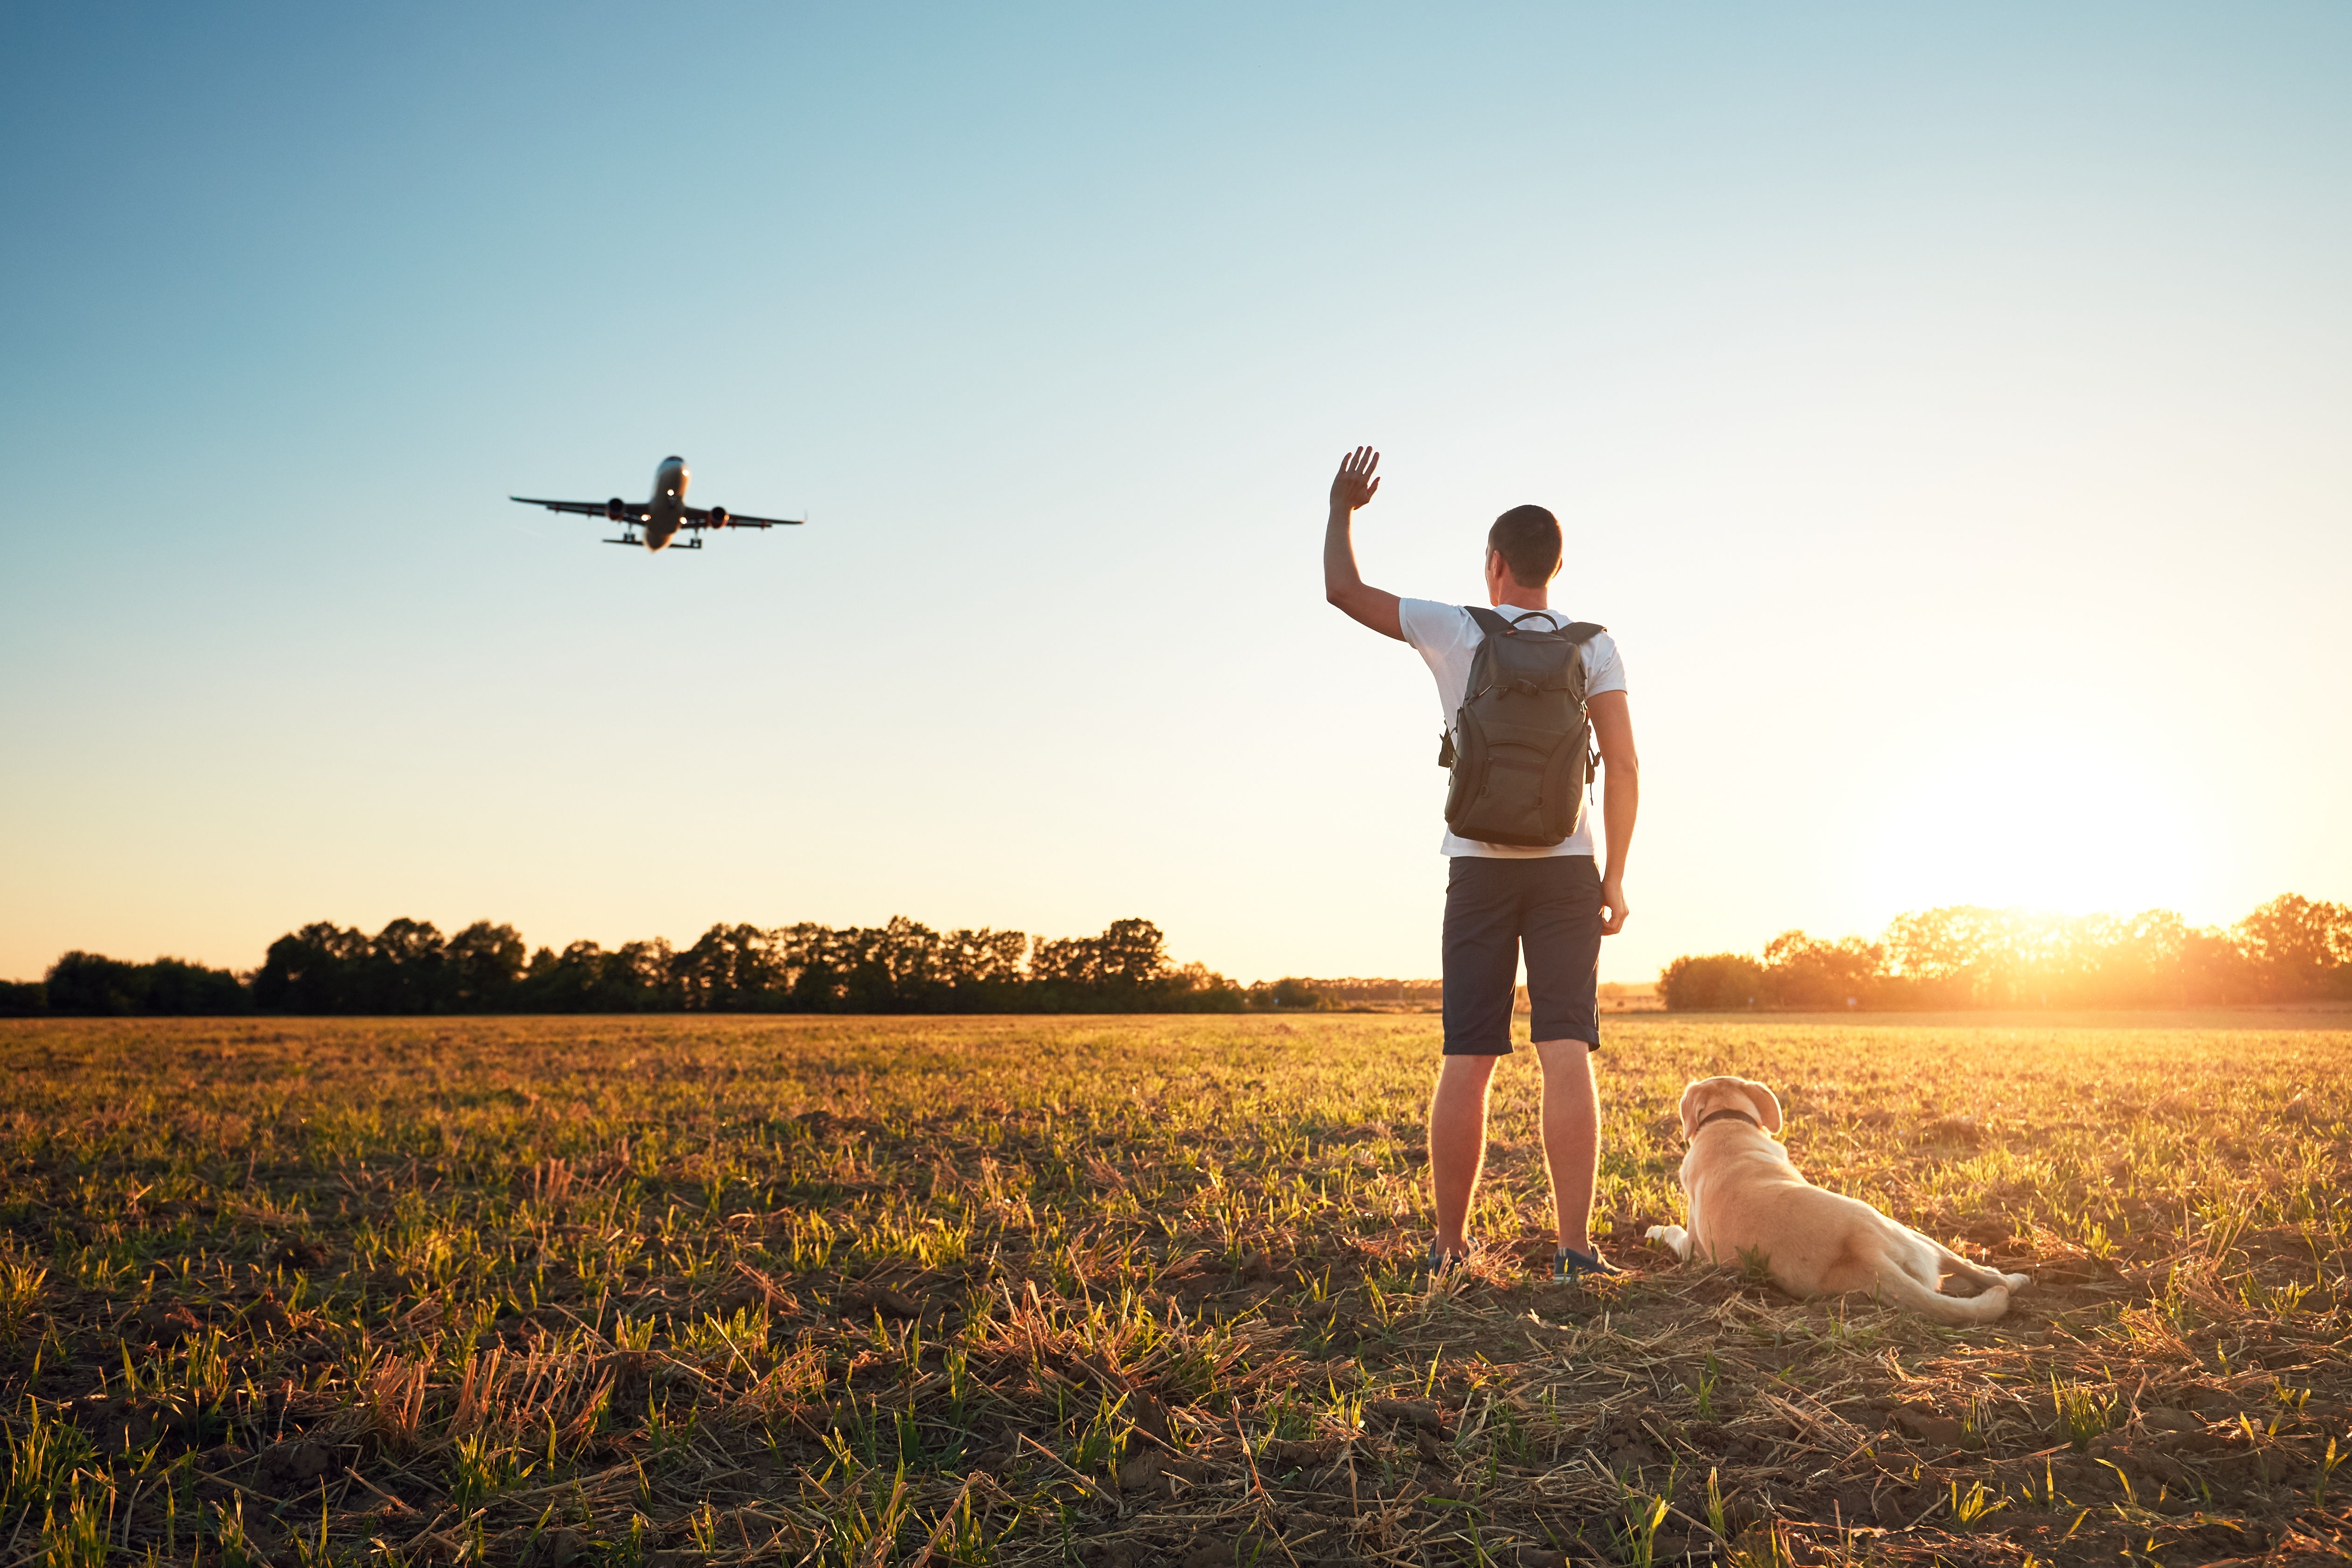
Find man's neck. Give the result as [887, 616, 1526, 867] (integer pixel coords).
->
[1491, 588, 1550, 612]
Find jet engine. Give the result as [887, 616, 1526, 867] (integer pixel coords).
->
[707, 506, 730, 528]
[605, 497, 626, 521]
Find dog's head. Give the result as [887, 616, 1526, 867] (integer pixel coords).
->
[1677, 1076, 1784, 1140]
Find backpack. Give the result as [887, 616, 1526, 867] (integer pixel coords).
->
[1437, 608, 1606, 847]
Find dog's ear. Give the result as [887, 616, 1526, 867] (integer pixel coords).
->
[1678, 1080, 1708, 1139]
[1741, 1080, 1785, 1134]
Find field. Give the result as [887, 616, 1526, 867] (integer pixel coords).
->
[1, 1015, 2348, 1568]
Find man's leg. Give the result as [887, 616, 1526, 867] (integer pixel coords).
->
[1533, 1040, 1600, 1253]
[1436, 857, 1520, 1259]
[1429, 1052, 1502, 1257]
[1523, 857, 1606, 1258]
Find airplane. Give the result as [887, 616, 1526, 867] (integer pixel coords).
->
[510, 456, 803, 552]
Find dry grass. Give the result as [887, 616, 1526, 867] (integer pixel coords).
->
[0, 1013, 2347, 1567]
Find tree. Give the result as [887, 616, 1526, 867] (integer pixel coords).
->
[1255, 977, 1324, 1010]
[939, 928, 1030, 1007]
[674, 924, 788, 1011]
[1097, 919, 1170, 992]
[2179, 925, 2255, 1005]
[858, 917, 947, 1010]
[520, 941, 654, 1013]
[445, 922, 526, 1010]
[2238, 894, 2352, 999]
[2057, 910, 2189, 1008]
[1759, 931, 1884, 1008]
[1029, 934, 1100, 989]
[136, 958, 251, 1014]
[1167, 961, 1246, 1011]
[1882, 907, 2017, 1006]
[44, 952, 147, 1015]
[364, 919, 447, 1013]
[1659, 953, 1767, 1012]
[44, 952, 247, 1014]
[253, 922, 371, 1012]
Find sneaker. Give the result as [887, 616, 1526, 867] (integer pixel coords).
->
[1553, 1246, 1623, 1282]
[1428, 1239, 1480, 1277]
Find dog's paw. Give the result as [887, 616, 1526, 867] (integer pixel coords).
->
[1644, 1225, 1666, 1241]
[2002, 1272, 2033, 1292]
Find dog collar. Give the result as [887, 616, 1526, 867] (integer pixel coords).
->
[1691, 1106, 1761, 1137]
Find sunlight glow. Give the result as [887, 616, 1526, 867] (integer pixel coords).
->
[1864, 740, 2207, 921]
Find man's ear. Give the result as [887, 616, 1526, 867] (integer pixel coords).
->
[1741, 1080, 1785, 1134]
[1678, 1080, 1706, 1139]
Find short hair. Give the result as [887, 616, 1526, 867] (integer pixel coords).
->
[1487, 504, 1561, 586]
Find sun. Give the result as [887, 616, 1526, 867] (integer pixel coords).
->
[1863, 739, 2207, 919]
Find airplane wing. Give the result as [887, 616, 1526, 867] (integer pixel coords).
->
[510, 496, 646, 518]
[682, 507, 805, 529]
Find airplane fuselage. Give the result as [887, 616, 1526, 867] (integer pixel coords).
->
[639, 456, 690, 551]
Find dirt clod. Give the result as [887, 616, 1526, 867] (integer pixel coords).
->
[132, 1300, 202, 1344]
[264, 1440, 334, 1482]
[1367, 1397, 1443, 1433]
[1260, 1436, 1338, 1468]
[1893, 1409, 1964, 1447]
[843, 1283, 923, 1320]
[271, 1238, 329, 1270]
[521, 1527, 587, 1568]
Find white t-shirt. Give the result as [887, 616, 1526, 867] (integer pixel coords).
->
[1399, 599, 1627, 859]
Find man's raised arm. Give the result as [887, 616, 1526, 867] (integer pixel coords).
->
[1324, 446, 1403, 641]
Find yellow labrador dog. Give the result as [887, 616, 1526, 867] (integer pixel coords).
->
[1644, 1076, 2031, 1325]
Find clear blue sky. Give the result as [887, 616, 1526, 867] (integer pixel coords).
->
[4, 4, 2347, 985]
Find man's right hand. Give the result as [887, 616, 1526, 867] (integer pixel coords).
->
[1323, 445, 1402, 639]
[1600, 877, 1631, 936]
[1330, 446, 1381, 514]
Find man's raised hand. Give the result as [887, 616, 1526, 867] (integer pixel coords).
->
[1322, 445, 1401, 640]
[1330, 446, 1381, 514]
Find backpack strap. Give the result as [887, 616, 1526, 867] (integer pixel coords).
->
[1464, 607, 1605, 642]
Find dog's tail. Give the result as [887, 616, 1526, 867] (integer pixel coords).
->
[1869, 1264, 2014, 1325]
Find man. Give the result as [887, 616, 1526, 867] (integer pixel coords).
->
[1322, 445, 1638, 1281]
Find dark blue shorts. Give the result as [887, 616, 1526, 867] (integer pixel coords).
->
[1442, 854, 1603, 1055]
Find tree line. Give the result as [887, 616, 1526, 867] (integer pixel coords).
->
[0, 916, 1343, 1017]
[1658, 893, 2352, 1011]
[17, 891, 2343, 1018]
